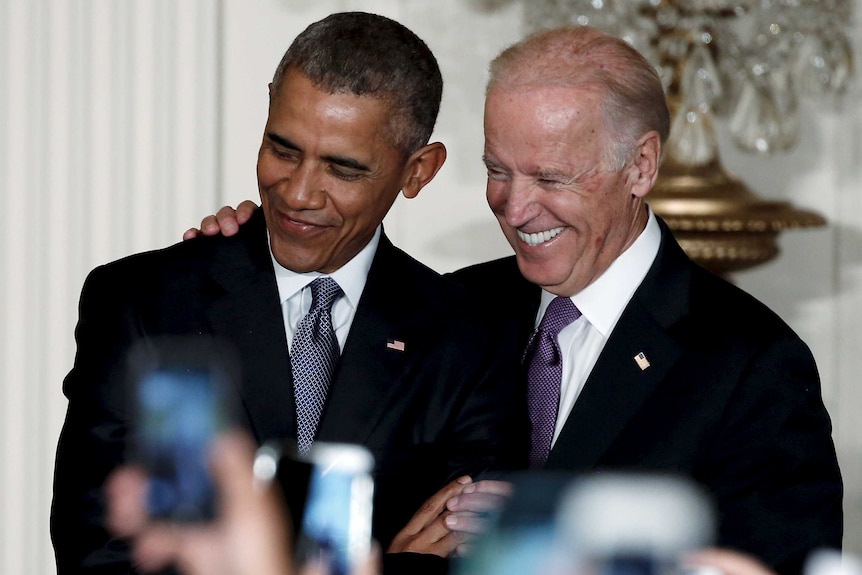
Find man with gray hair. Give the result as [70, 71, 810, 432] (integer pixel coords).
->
[393, 25, 842, 574]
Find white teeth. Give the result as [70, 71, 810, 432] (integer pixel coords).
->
[517, 227, 564, 246]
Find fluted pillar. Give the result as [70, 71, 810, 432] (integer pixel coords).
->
[0, 1, 221, 572]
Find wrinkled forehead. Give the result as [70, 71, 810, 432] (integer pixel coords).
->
[484, 83, 607, 132]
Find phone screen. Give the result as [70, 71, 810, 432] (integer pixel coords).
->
[129, 336, 239, 522]
[255, 441, 374, 575]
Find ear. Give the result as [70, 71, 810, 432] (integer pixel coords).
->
[628, 131, 661, 199]
[400, 142, 447, 199]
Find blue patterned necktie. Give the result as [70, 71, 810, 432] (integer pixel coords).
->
[291, 277, 343, 454]
[526, 296, 581, 467]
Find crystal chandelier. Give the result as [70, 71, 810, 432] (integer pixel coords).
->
[523, 0, 854, 274]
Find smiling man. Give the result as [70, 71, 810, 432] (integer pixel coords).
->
[50, 12, 527, 575]
[434, 26, 843, 574]
[196, 25, 843, 575]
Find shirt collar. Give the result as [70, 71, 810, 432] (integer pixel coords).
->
[538, 207, 661, 336]
[270, 225, 381, 310]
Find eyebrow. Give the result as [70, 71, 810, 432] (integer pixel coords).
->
[267, 132, 371, 172]
[535, 169, 576, 184]
[482, 155, 505, 170]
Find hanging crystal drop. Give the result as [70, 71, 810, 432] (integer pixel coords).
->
[729, 74, 781, 154]
[682, 38, 724, 109]
[667, 104, 719, 166]
[826, 32, 853, 94]
[793, 33, 833, 96]
[769, 66, 800, 151]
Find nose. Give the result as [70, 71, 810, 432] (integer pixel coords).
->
[490, 177, 538, 228]
[281, 161, 326, 210]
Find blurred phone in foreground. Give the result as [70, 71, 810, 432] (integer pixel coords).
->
[254, 441, 374, 575]
[558, 473, 715, 575]
[453, 471, 576, 575]
[127, 336, 240, 522]
[456, 471, 715, 575]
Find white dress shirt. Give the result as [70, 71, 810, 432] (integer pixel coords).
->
[271, 226, 380, 352]
[536, 209, 662, 445]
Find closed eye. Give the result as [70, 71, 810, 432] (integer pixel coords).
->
[329, 165, 364, 182]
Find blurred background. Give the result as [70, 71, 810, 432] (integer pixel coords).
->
[1, 1, 859, 573]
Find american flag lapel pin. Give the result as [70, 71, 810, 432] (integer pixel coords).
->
[634, 351, 651, 371]
[386, 339, 405, 352]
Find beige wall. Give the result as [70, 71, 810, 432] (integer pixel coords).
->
[2, 1, 860, 572]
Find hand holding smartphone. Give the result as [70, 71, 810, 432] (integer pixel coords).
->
[127, 336, 240, 523]
[254, 440, 375, 575]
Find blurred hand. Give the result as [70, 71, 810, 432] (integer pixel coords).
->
[106, 430, 380, 575]
[387, 477, 512, 559]
[442, 479, 513, 557]
[682, 548, 777, 575]
[182, 200, 257, 240]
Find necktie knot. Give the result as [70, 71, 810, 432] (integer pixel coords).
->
[532, 297, 581, 365]
[539, 296, 581, 338]
[309, 277, 342, 312]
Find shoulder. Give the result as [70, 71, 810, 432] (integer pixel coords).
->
[371, 244, 519, 339]
[376, 241, 493, 314]
[688, 264, 801, 343]
[448, 256, 522, 291]
[81, 213, 268, 301]
[643, 225, 802, 346]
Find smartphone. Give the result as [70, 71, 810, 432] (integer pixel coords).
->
[254, 441, 374, 575]
[127, 335, 240, 522]
[452, 471, 576, 575]
[554, 472, 716, 575]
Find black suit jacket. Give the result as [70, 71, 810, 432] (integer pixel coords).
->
[451, 218, 842, 575]
[51, 209, 528, 574]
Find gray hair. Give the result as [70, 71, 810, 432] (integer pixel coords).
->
[488, 26, 669, 171]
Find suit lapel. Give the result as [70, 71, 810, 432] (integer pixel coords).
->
[205, 211, 296, 442]
[546, 297, 682, 470]
[315, 234, 414, 444]
[546, 219, 692, 471]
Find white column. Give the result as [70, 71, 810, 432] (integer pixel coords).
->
[0, 1, 221, 573]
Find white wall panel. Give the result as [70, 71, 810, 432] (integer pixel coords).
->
[0, 1, 221, 573]
[2, 1, 860, 572]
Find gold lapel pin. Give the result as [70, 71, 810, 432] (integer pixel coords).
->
[634, 351, 651, 371]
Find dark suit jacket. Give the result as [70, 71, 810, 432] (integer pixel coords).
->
[51, 209, 528, 574]
[451, 218, 842, 575]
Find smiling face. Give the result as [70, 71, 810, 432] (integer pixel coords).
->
[483, 84, 653, 297]
[257, 69, 412, 274]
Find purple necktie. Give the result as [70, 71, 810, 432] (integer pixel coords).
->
[526, 296, 581, 467]
[291, 277, 343, 454]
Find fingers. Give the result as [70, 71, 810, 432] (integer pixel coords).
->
[443, 480, 513, 539]
[460, 479, 513, 497]
[682, 548, 777, 575]
[389, 512, 467, 557]
[131, 524, 187, 573]
[236, 200, 258, 224]
[446, 479, 512, 515]
[104, 466, 149, 538]
[208, 431, 258, 516]
[395, 476, 472, 539]
[209, 431, 294, 575]
[387, 476, 473, 556]
[185, 201, 256, 240]
[443, 512, 489, 536]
